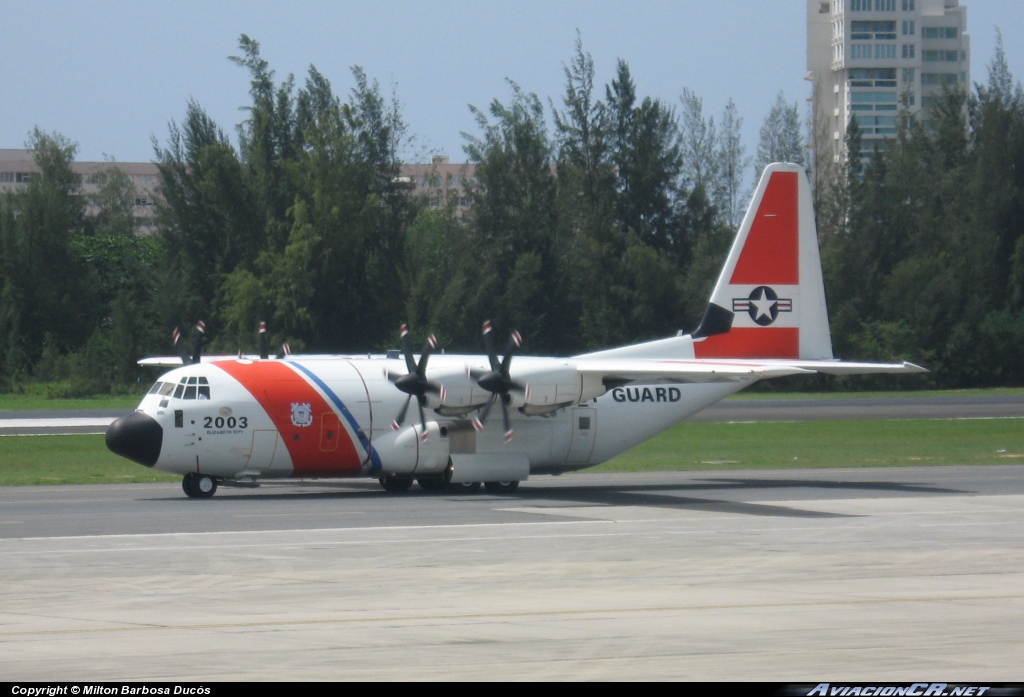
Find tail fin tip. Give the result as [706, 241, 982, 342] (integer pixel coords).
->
[694, 163, 832, 361]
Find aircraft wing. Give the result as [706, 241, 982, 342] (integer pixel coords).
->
[574, 358, 926, 384]
[138, 355, 262, 367]
[767, 360, 928, 375]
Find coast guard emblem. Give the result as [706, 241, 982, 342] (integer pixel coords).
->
[290, 402, 313, 427]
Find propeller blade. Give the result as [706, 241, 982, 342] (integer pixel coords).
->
[417, 334, 438, 377]
[472, 394, 497, 432]
[391, 395, 412, 431]
[482, 320, 500, 371]
[173, 327, 190, 365]
[189, 321, 206, 365]
[500, 330, 522, 374]
[258, 321, 269, 360]
[399, 323, 416, 374]
[416, 396, 429, 442]
[500, 397, 513, 443]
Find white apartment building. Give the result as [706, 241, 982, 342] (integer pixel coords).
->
[2, 148, 474, 231]
[808, 0, 970, 161]
[399, 154, 477, 214]
[0, 149, 161, 231]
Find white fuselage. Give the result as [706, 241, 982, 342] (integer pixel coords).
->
[131, 353, 750, 483]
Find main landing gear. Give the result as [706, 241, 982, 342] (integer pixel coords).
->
[182, 472, 218, 499]
[483, 481, 519, 494]
[376, 476, 516, 495]
[378, 474, 414, 492]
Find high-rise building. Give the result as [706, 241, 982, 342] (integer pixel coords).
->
[807, 0, 970, 161]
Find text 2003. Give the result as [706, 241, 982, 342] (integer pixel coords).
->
[203, 415, 248, 429]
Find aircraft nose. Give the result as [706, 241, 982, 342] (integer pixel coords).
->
[106, 412, 163, 468]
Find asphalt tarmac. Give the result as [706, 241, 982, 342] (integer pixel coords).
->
[1, 466, 1022, 681]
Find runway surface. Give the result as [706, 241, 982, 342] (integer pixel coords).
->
[1, 467, 1022, 681]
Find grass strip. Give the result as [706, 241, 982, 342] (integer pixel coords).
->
[1, 418, 1022, 486]
[0, 394, 142, 411]
[723, 386, 1024, 401]
[596, 417, 1024, 471]
[0, 435, 176, 486]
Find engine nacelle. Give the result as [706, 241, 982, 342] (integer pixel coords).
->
[372, 421, 450, 476]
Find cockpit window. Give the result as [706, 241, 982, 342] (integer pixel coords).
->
[164, 375, 212, 400]
[148, 382, 163, 395]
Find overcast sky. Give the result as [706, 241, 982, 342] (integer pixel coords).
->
[4, 1, 1023, 172]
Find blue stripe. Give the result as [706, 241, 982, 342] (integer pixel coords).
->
[289, 361, 383, 473]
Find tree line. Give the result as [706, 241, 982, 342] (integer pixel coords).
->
[1, 35, 1020, 395]
[813, 37, 1024, 388]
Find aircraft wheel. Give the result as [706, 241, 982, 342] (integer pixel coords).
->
[183, 473, 217, 499]
[484, 481, 519, 494]
[379, 475, 413, 493]
[448, 481, 482, 494]
[417, 476, 448, 493]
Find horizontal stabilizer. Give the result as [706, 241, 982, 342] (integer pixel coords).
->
[575, 358, 926, 385]
[576, 359, 814, 383]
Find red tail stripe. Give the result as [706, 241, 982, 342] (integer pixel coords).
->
[693, 328, 799, 360]
[730, 171, 799, 285]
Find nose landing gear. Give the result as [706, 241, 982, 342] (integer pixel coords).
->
[182, 473, 218, 499]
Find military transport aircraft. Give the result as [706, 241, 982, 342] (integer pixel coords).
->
[105, 163, 924, 498]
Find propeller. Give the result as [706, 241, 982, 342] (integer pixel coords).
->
[258, 321, 269, 360]
[173, 321, 206, 365]
[471, 320, 523, 442]
[386, 324, 445, 441]
[258, 321, 291, 360]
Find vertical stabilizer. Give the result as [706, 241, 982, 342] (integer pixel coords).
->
[692, 163, 832, 360]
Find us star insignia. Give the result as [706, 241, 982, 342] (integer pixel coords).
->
[732, 286, 792, 326]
